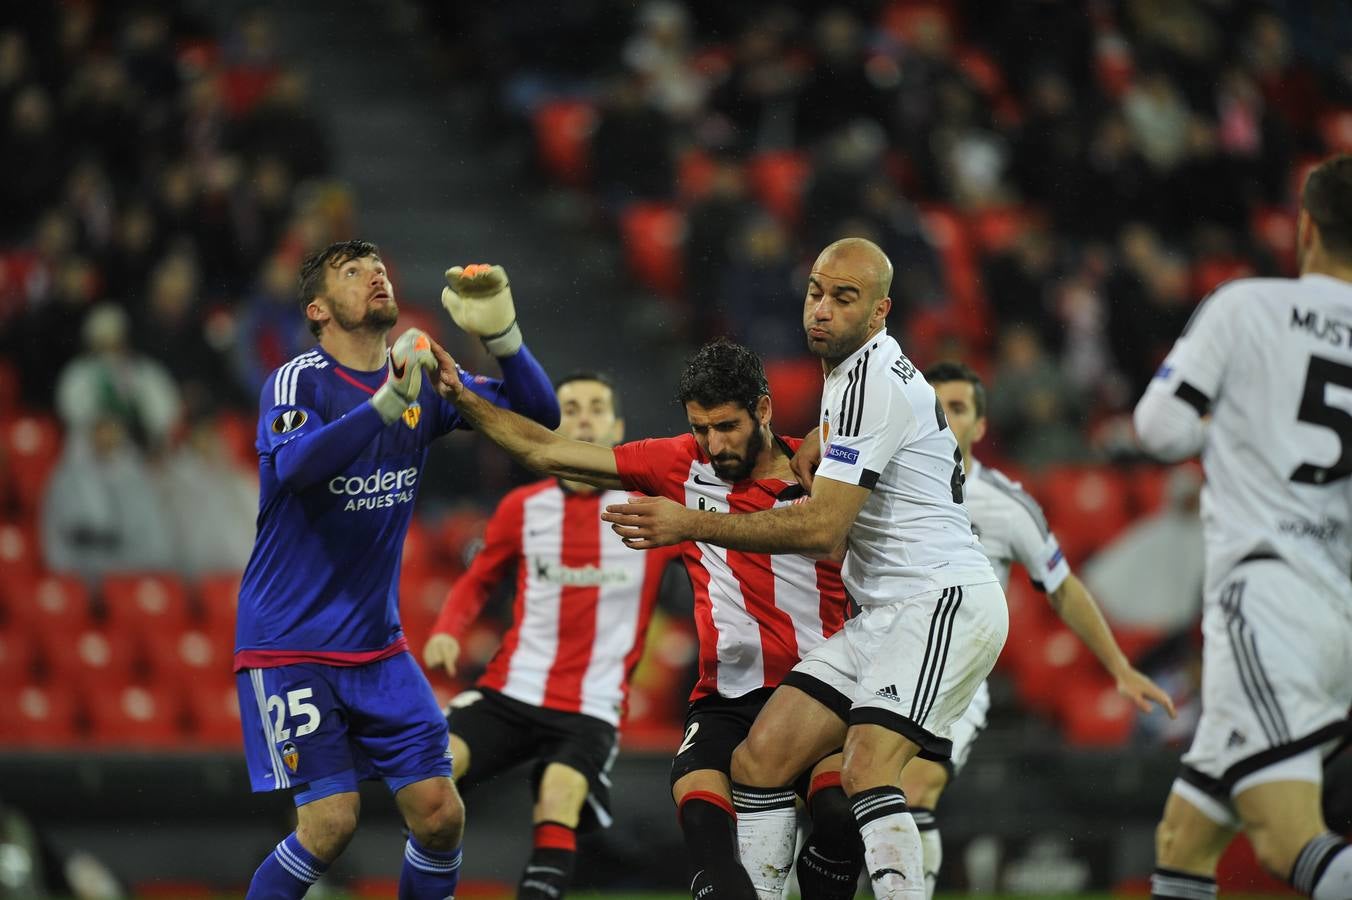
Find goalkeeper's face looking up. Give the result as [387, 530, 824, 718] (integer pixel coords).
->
[299, 240, 399, 338]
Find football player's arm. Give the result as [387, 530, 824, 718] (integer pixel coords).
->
[263, 370, 389, 492]
[1047, 574, 1177, 718]
[426, 497, 523, 675]
[461, 344, 561, 429]
[429, 342, 624, 489]
[1134, 288, 1234, 461]
[603, 475, 868, 555]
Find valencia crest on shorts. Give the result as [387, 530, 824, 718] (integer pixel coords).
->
[281, 740, 299, 773]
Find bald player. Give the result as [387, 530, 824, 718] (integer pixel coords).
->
[602, 238, 1006, 900]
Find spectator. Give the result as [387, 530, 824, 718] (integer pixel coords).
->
[232, 69, 332, 181]
[591, 72, 675, 210]
[154, 416, 258, 576]
[40, 415, 175, 580]
[683, 155, 757, 341]
[1083, 464, 1205, 633]
[0, 85, 67, 238]
[988, 323, 1087, 469]
[718, 212, 799, 359]
[54, 302, 181, 451]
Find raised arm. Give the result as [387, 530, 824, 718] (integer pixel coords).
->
[429, 340, 623, 489]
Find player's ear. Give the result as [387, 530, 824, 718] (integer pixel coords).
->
[755, 394, 772, 427]
[873, 295, 892, 327]
[612, 417, 626, 443]
[973, 416, 988, 445]
[306, 298, 330, 331]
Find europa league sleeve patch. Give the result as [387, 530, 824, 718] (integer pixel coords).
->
[271, 409, 309, 434]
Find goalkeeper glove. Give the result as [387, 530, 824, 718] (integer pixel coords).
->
[441, 263, 522, 356]
[371, 328, 435, 424]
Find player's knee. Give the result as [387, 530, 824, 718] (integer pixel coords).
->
[730, 737, 789, 787]
[536, 765, 588, 827]
[408, 785, 466, 850]
[298, 802, 360, 861]
[1154, 816, 1182, 867]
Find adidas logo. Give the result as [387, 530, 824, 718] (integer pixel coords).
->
[1227, 729, 1246, 748]
[875, 684, 900, 702]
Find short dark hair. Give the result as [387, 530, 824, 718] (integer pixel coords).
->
[1304, 155, 1352, 258]
[924, 360, 986, 418]
[677, 339, 770, 416]
[297, 240, 381, 337]
[555, 370, 622, 417]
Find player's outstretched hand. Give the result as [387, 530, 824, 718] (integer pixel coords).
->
[371, 328, 435, 424]
[423, 633, 461, 677]
[1117, 666, 1178, 719]
[792, 427, 823, 492]
[601, 496, 692, 549]
[442, 263, 522, 356]
[427, 339, 465, 402]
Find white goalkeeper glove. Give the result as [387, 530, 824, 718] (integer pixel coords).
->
[371, 328, 435, 424]
[441, 263, 522, 356]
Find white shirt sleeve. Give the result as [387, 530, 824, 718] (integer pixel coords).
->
[817, 377, 917, 489]
[1133, 285, 1238, 460]
[1009, 513, 1071, 594]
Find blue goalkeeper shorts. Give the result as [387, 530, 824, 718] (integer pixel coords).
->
[237, 652, 452, 805]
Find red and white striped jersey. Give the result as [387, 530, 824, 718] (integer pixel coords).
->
[613, 434, 847, 702]
[432, 480, 679, 726]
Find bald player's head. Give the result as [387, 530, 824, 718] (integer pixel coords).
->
[803, 237, 894, 365]
[812, 237, 894, 302]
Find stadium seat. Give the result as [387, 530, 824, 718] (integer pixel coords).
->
[967, 206, 1038, 257]
[188, 678, 243, 748]
[996, 575, 1058, 675]
[144, 628, 233, 684]
[764, 357, 824, 438]
[0, 358, 16, 416]
[919, 204, 984, 323]
[1038, 466, 1132, 565]
[1013, 627, 1097, 716]
[1128, 465, 1170, 516]
[746, 150, 811, 225]
[102, 573, 193, 635]
[85, 683, 188, 748]
[533, 99, 598, 187]
[1, 572, 92, 634]
[1, 415, 61, 514]
[197, 572, 241, 637]
[879, 2, 959, 47]
[402, 517, 433, 572]
[40, 628, 142, 691]
[0, 520, 39, 576]
[0, 683, 81, 746]
[0, 629, 38, 687]
[1217, 834, 1298, 895]
[1192, 255, 1254, 298]
[215, 411, 259, 470]
[1060, 679, 1135, 746]
[619, 202, 687, 297]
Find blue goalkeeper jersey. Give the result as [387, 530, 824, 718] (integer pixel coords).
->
[234, 343, 557, 670]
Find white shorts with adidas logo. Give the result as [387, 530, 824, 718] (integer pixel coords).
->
[1178, 557, 1352, 815]
[787, 580, 1007, 761]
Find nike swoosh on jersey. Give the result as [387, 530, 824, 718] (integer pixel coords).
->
[692, 474, 725, 487]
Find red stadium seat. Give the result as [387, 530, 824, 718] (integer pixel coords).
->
[1217, 834, 1298, 895]
[1, 415, 61, 514]
[1129, 465, 1170, 516]
[764, 357, 824, 438]
[1060, 679, 1134, 746]
[1192, 255, 1254, 298]
[677, 148, 720, 203]
[880, 2, 959, 47]
[2, 572, 92, 634]
[619, 202, 687, 297]
[197, 572, 241, 637]
[102, 573, 192, 635]
[0, 359, 17, 417]
[40, 628, 143, 691]
[189, 678, 243, 748]
[967, 206, 1038, 257]
[746, 151, 811, 225]
[0, 683, 81, 746]
[144, 628, 234, 685]
[995, 575, 1058, 675]
[533, 99, 598, 187]
[215, 411, 259, 470]
[0, 629, 39, 688]
[1013, 627, 1096, 715]
[86, 683, 188, 747]
[920, 204, 984, 327]
[1038, 466, 1132, 565]
[402, 517, 433, 572]
[0, 520, 39, 576]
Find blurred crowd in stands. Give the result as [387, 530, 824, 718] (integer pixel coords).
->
[2, 0, 1349, 750]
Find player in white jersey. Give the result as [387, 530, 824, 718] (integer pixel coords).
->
[425, 338, 855, 900]
[897, 361, 1173, 897]
[1134, 155, 1352, 900]
[601, 238, 1008, 900]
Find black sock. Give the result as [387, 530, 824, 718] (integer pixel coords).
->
[518, 821, 576, 900]
[1150, 866, 1216, 899]
[797, 785, 864, 900]
[678, 793, 758, 900]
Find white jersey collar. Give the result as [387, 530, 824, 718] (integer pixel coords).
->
[825, 327, 889, 383]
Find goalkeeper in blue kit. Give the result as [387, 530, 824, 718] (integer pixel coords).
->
[233, 241, 559, 900]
